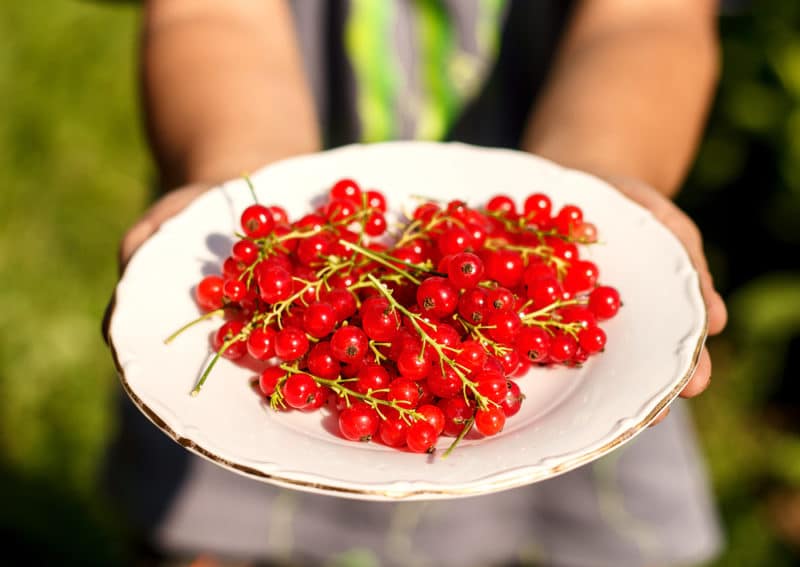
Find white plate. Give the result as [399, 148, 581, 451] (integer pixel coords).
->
[108, 142, 706, 501]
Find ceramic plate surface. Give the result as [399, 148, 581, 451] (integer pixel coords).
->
[108, 142, 706, 501]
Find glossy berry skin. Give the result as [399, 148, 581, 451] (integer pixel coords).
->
[475, 406, 506, 436]
[439, 397, 475, 437]
[458, 288, 488, 324]
[274, 327, 310, 361]
[553, 204, 583, 236]
[396, 346, 433, 381]
[355, 364, 391, 395]
[474, 370, 509, 404]
[379, 417, 410, 447]
[303, 302, 337, 338]
[447, 252, 485, 289]
[232, 239, 259, 265]
[360, 297, 400, 341]
[563, 260, 599, 296]
[578, 326, 607, 354]
[196, 275, 224, 311]
[416, 277, 458, 318]
[259, 366, 285, 396]
[487, 309, 521, 344]
[330, 326, 369, 363]
[324, 288, 358, 321]
[241, 204, 275, 238]
[515, 327, 550, 363]
[523, 193, 552, 221]
[406, 421, 438, 453]
[365, 212, 388, 236]
[256, 264, 293, 304]
[307, 342, 341, 379]
[588, 286, 621, 320]
[246, 326, 277, 360]
[330, 178, 361, 202]
[500, 380, 524, 417]
[486, 194, 516, 215]
[426, 367, 462, 399]
[222, 278, 248, 303]
[213, 321, 247, 359]
[455, 339, 487, 372]
[338, 403, 379, 442]
[416, 404, 445, 436]
[282, 373, 320, 409]
[365, 190, 387, 212]
[484, 250, 524, 288]
[548, 333, 578, 363]
[388, 378, 421, 409]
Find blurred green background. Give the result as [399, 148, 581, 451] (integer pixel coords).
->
[1, 1, 799, 565]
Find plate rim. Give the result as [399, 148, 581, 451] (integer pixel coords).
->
[107, 141, 708, 500]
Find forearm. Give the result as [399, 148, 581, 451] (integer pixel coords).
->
[142, 0, 320, 188]
[523, 1, 719, 197]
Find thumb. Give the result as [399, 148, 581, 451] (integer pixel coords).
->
[119, 183, 210, 269]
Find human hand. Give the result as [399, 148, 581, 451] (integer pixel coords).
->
[118, 183, 212, 268]
[103, 183, 211, 343]
[601, 176, 727, 425]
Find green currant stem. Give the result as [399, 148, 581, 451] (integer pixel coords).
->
[244, 175, 258, 203]
[164, 308, 227, 344]
[191, 326, 251, 396]
[279, 364, 423, 422]
[369, 340, 390, 364]
[441, 417, 475, 459]
[339, 240, 426, 285]
[455, 316, 511, 357]
[365, 274, 492, 410]
[519, 298, 587, 323]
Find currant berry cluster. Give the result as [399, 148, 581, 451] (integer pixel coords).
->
[172, 178, 621, 455]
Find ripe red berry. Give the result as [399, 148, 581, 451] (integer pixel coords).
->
[475, 406, 506, 436]
[274, 327, 310, 361]
[330, 326, 369, 363]
[338, 403, 379, 442]
[212, 320, 247, 359]
[247, 326, 277, 360]
[241, 204, 275, 238]
[303, 302, 337, 338]
[588, 286, 621, 320]
[578, 326, 607, 354]
[282, 373, 320, 409]
[259, 366, 285, 396]
[406, 421, 438, 453]
[330, 178, 362, 202]
[486, 194, 516, 215]
[447, 252, 485, 289]
[416, 276, 458, 318]
[196, 275, 224, 311]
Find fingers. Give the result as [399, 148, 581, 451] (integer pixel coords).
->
[649, 406, 670, 427]
[679, 346, 712, 398]
[666, 210, 728, 336]
[119, 183, 210, 268]
[602, 176, 727, 336]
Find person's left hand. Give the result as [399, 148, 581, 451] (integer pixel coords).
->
[600, 176, 727, 426]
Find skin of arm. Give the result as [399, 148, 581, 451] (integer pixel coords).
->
[522, 0, 726, 413]
[120, 0, 319, 262]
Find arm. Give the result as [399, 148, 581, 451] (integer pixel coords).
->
[523, 0, 719, 197]
[121, 0, 319, 262]
[523, 0, 726, 409]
